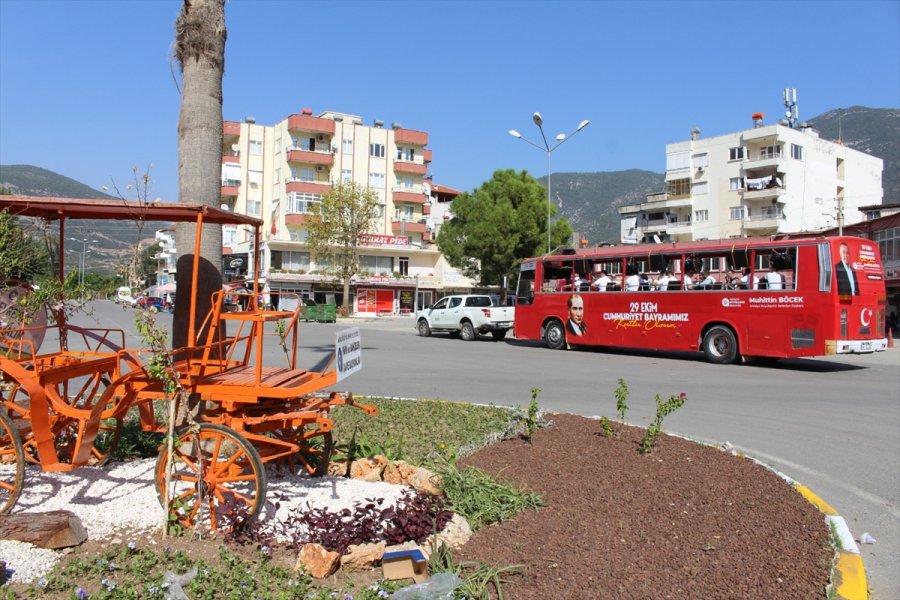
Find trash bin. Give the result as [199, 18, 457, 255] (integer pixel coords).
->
[301, 299, 337, 323]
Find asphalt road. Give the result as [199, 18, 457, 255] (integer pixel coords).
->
[72, 302, 900, 598]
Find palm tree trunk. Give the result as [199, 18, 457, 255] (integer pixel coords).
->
[172, 0, 226, 350]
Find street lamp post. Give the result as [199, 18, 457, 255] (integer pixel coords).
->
[69, 238, 97, 301]
[509, 112, 589, 254]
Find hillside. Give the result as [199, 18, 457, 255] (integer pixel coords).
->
[552, 106, 898, 245]
[0, 164, 170, 275]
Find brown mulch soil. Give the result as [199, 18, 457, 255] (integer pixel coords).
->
[455, 413, 833, 600]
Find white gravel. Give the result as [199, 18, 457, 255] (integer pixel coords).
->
[1, 460, 410, 585]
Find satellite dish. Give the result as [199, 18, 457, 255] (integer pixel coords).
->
[652, 235, 662, 244]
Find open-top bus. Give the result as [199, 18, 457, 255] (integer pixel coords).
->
[513, 236, 888, 363]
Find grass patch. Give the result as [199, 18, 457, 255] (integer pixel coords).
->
[332, 397, 523, 464]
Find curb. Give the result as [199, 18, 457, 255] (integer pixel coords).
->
[724, 445, 868, 600]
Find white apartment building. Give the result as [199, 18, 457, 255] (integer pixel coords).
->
[219, 108, 473, 314]
[620, 116, 884, 243]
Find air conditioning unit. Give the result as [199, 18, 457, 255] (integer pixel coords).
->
[316, 165, 325, 172]
[316, 134, 326, 142]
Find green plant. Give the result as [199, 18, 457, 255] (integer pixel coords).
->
[523, 388, 540, 444]
[614, 378, 629, 421]
[599, 415, 614, 438]
[427, 538, 522, 600]
[433, 459, 543, 531]
[640, 392, 688, 455]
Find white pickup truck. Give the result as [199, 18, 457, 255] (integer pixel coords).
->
[415, 294, 515, 341]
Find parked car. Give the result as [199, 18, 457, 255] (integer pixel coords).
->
[115, 286, 134, 304]
[136, 296, 165, 311]
[415, 294, 515, 341]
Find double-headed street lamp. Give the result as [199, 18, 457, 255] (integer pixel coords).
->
[68, 237, 98, 299]
[509, 112, 590, 254]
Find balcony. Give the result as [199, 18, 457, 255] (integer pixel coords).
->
[223, 120, 241, 139]
[393, 128, 428, 146]
[423, 230, 433, 243]
[391, 220, 427, 234]
[743, 208, 784, 233]
[221, 179, 240, 197]
[287, 148, 334, 166]
[743, 154, 783, 171]
[392, 190, 427, 204]
[423, 149, 433, 163]
[393, 160, 427, 175]
[285, 214, 309, 226]
[422, 203, 431, 215]
[222, 153, 240, 164]
[742, 186, 785, 202]
[286, 180, 331, 195]
[287, 114, 335, 135]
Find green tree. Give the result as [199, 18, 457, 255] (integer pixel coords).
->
[0, 209, 51, 281]
[304, 182, 380, 315]
[437, 169, 572, 298]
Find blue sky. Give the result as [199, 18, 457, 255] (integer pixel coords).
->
[1, 0, 898, 202]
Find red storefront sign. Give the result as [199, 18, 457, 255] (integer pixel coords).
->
[359, 233, 409, 247]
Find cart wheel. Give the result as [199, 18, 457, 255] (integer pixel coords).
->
[269, 427, 333, 477]
[155, 424, 267, 533]
[0, 411, 25, 514]
[8, 378, 128, 466]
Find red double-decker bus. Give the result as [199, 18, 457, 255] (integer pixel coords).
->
[513, 236, 888, 363]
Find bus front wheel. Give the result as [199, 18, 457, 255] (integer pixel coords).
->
[702, 326, 738, 364]
[544, 320, 567, 350]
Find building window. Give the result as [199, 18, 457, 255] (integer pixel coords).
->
[666, 151, 690, 171]
[873, 227, 899, 262]
[398, 175, 414, 190]
[729, 146, 746, 161]
[360, 255, 394, 275]
[369, 172, 385, 188]
[249, 140, 263, 156]
[274, 168, 280, 185]
[343, 138, 353, 154]
[729, 177, 743, 191]
[370, 143, 385, 158]
[666, 178, 691, 199]
[694, 209, 708, 222]
[399, 256, 409, 276]
[274, 137, 281, 154]
[692, 181, 708, 195]
[759, 145, 782, 160]
[287, 192, 322, 214]
[272, 250, 310, 272]
[341, 169, 352, 183]
[395, 205, 414, 221]
[729, 206, 745, 220]
[248, 170, 263, 190]
[791, 144, 803, 160]
[693, 153, 708, 168]
[299, 167, 315, 182]
[247, 200, 261, 216]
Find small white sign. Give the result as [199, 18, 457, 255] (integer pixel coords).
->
[335, 327, 362, 382]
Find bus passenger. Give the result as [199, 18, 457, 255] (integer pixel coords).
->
[697, 271, 716, 289]
[624, 272, 641, 291]
[593, 271, 612, 291]
[766, 265, 785, 290]
[655, 269, 674, 290]
[740, 267, 759, 290]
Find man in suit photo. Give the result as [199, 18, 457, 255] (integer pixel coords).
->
[566, 294, 587, 336]
[835, 242, 859, 296]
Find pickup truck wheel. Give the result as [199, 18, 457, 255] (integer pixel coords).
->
[544, 319, 567, 350]
[491, 330, 508, 341]
[417, 319, 431, 337]
[460, 321, 476, 341]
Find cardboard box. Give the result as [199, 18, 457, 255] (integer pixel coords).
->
[382, 548, 429, 583]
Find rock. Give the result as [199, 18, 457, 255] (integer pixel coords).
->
[409, 467, 442, 495]
[423, 513, 472, 551]
[296, 543, 340, 578]
[341, 541, 386, 571]
[349, 456, 388, 482]
[383, 460, 418, 486]
[327, 459, 349, 478]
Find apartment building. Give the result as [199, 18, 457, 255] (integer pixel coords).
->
[619, 115, 884, 243]
[219, 108, 472, 315]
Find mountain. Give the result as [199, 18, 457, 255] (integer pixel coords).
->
[0, 164, 115, 199]
[0, 164, 169, 275]
[540, 170, 665, 245]
[806, 106, 899, 204]
[552, 106, 898, 245]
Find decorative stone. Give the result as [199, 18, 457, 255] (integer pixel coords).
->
[383, 460, 418, 486]
[349, 455, 388, 482]
[409, 467, 442, 495]
[327, 459, 349, 478]
[296, 543, 340, 578]
[341, 541, 386, 571]
[423, 513, 473, 551]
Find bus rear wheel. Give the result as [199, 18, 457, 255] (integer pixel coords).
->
[702, 326, 738, 364]
[544, 320, 566, 350]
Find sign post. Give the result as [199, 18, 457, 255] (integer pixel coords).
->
[335, 327, 362, 382]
